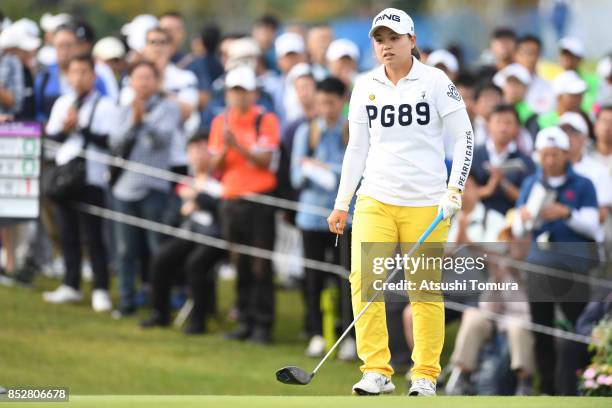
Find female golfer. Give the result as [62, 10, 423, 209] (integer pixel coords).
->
[327, 8, 473, 396]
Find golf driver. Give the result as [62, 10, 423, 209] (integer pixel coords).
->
[276, 213, 444, 385]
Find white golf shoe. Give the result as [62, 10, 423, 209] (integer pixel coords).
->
[305, 335, 326, 357]
[92, 289, 112, 312]
[43, 285, 83, 304]
[408, 378, 436, 396]
[352, 372, 395, 395]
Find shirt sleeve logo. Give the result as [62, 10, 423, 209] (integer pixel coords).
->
[446, 84, 462, 101]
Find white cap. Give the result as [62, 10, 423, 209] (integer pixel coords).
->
[92, 37, 126, 61]
[229, 37, 261, 59]
[493, 63, 531, 87]
[559, 37, 585, 58]
[11, 19, 40, 38]
[40, 13, 72, 33]
[0, 23, 41, 51]
[275, 32, 305, 57]
[553, 70, 587, 95]
[535, 127, 570, 151]
[558, 112, 589, 135]
[326, 39, 360, 62]
[368, 8, 415, 37]
[287, 62, 312, 84]
[121, 14, 158, 52]
[426, 49, 459, 73]
[597, 56, 611, 79]
[225, 66, 257, 91]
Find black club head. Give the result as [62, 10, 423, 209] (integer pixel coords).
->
[275, 366, 314, 385]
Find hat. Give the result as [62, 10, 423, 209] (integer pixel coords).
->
[0, 23, 41, 51]
[92, 37, 126, 60]
[225, 66, 257, 91]
[40, 13, 72, 33]
[275, 32, 304, 57]
[121, 14, 158, 52]
[558, 112, 589, 135]
[553, 70, 587, 95]
[11, 19, 40, 38]
[368, 8, 415, 38]
[228, 37, 261, 60]
[559, 37, 585, 58]
[426, 49, 459, 73]
[493, 63, 531, 87]
[326, 39, 360, 62]
[535, 127, 570, 151]
[287, 62, 312, 83]
[597, 56, 611, 80]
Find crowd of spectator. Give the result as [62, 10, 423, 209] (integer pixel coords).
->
[0, 9, 611, 396]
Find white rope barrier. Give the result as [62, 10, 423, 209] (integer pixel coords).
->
[73, 202, 598, 345]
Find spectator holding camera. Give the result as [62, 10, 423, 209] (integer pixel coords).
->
[513, 126, 599, 395]
[110, 60, 182, 317]
[471, 104, 535, 216]
[42, 54, 118, 312]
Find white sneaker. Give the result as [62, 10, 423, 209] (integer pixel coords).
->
[337, 337, 357, 361]
[408, 378, 436, 396]
[352, 372, 395, 395]
[92, 289, 112, 312]
[43, 285, 83, 304]
[305, 335, 326, 357]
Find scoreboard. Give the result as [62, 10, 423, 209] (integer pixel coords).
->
[0, 122, 41, 220]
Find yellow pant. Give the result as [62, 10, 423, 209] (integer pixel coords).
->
[350, 195, 449, 382]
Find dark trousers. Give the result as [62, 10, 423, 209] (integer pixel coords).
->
[301, 229, 352, 337]
[528, 301, 586, 395]
[151, 237, 225, 323]
[57, 185, 109, 291]
[220, 199, 275, 328]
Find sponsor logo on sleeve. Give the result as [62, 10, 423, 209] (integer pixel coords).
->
[446, 84, 462, 101]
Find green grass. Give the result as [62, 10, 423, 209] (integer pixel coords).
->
[2, 277, 604, 407]
[3, 396, 611, 408]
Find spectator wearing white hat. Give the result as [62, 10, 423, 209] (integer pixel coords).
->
[493, 63, 539, 143]
[326, 38, 360, 90]
[120, 14, 158, 57]
[92, 36, 127, 87]
[306, 24, 334, 81]
[208, 65, 281, 344]
[273, 32, 307, 127]
[0, 20, 40, 120]
[427, 49, 459, 81]
[38, 12, 72, 67]
[560, 112, 611, 238]
[514, 35, 555, 115]
[558, 37, 599, 112]
[513, 126, 598, 395]
[538, 70, 587, 130]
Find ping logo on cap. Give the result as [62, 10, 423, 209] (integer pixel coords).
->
[374, 13, 401, 24]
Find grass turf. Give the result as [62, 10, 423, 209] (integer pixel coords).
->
[1, 276, 603, 407]
[3, 396, 611, 408]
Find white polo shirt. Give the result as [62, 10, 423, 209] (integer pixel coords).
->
[341, 57, 470, 208]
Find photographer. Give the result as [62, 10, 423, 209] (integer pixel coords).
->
[42, 54, 118, 312]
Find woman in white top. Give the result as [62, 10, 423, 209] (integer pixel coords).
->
[327, 8, 474, 396]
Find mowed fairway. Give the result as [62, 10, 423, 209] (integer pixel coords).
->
[3, 396, 611, 408]
[1, 278, 606, 408]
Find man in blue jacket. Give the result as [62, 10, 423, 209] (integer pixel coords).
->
[512, 126, 599, 395]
